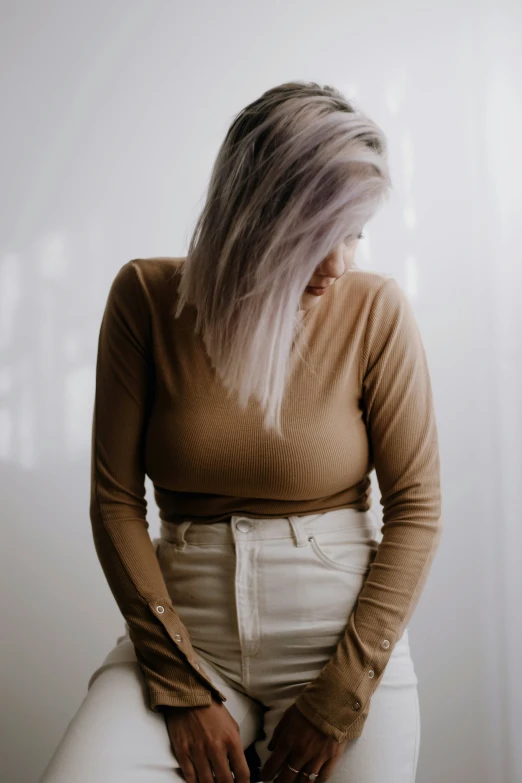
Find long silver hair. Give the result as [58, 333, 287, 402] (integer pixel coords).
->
[173, 81, 392, 438]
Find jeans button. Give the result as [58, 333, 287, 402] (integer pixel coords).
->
[236, 519, 252, 532]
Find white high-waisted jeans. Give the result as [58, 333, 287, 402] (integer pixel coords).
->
[40, 509, 420, 783]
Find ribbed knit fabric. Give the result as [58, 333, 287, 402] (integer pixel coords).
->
[89, 256, 443, 741]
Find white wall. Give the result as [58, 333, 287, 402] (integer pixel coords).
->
[1, 1, 521, 781]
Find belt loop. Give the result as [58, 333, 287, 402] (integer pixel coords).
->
[288, 516, 308, 547]
[175, 521, 192, 550]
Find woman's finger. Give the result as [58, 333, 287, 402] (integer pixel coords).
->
[260, 743, 292, 782]
[267, 721, 284, 752]
[175, 751, 198, 783]
[190, 747, 216, 783]
[314, 754, 340, 783]
[227, 738, 252, 783]
[206, 739, 236, 783]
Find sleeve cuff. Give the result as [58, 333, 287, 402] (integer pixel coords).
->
[291, 616, 399, 740]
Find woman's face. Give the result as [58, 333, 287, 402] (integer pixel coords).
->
[299, 235, 361, 311]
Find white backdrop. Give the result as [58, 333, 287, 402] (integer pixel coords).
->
[1, 2, 521, 782]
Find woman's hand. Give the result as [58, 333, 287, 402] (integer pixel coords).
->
[162, 697, 251, 783]
[260, 704, 348, 783]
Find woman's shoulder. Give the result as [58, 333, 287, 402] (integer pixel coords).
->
[108, 256, 185, 305]
[124, 256, 185, 283]
[110, 258, 403, 320]
[343, 266, 398, 295]
[337, 267, 405, 315]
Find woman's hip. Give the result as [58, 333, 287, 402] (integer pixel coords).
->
[152, 505, 417, 699]
[153, 508, 381, 645]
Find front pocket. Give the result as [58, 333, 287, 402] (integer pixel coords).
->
[153, 538, 187, 578]
[307, 528, 377, 575]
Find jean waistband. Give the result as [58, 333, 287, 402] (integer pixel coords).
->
[158, 507, 379, 550]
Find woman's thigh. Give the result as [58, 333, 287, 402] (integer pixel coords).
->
[39, 636, 263, 783]
[323, 679, 420, 783]
[158, 512, 422, 782]
[256, 684, 420, 783]
[255, 630, 421, 783]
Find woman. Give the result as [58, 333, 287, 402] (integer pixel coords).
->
[40, 81, 443, 783]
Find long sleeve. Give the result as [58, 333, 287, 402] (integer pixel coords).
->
[89, 259, 227, 710]
[294, 276, 444, 742]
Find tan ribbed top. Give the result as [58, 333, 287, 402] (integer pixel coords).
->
[89, 257, 443, 741]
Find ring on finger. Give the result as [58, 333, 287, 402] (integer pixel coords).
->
[286, 764, 320, 781]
